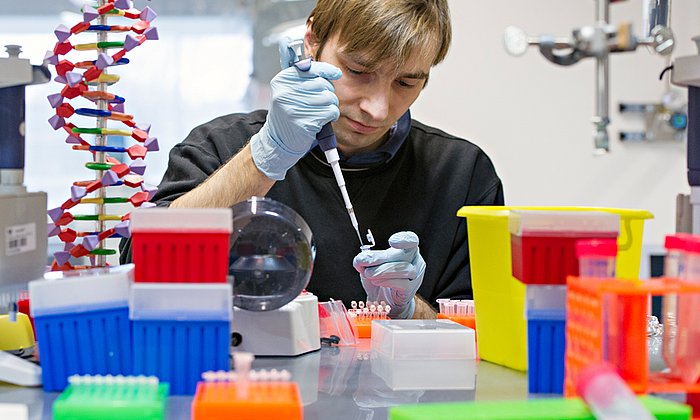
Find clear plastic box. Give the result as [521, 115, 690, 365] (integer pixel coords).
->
[129, 283, 232, 321]
[525, 285, 567, 320]
[370, 319, 476, 360]
[371, 353, 476, 390]
[29, 264, 133, 317]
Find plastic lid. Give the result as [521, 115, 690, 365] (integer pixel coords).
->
[664, 233, 694, 251]
[370, 319, 476, 360]
[525, 285, 567, 319]
[575, 239, 618, 257]
[129, 207, 232, 232]
[29, 264, 133, 317]
[680, 234, 700, 254]
[509, 210, 620, 236]
[575, 362, 617, 398]
[129, 283, 232, 321]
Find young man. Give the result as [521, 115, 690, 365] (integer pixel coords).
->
[121, 0, 503, 319]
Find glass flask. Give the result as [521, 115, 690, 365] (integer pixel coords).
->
[229, 197, 315, 311]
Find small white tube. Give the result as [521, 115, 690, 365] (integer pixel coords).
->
[233, 352, 254, 399]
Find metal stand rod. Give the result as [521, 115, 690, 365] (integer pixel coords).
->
[594, 0, 611, 152]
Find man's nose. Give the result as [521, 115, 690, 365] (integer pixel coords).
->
[359, 83, 390, 122]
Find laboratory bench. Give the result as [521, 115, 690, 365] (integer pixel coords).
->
[0, 340, 529, 420]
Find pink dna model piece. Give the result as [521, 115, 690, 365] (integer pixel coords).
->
[45, 0, 159, 270]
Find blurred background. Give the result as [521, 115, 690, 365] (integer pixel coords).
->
[2, 0, 698, 274]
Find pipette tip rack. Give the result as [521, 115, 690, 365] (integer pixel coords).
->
[52, 374, 168, 420]
[192, 369, 302, 420]
[347, 300, 391, 338]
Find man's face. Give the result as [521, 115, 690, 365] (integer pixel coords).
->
[310, 34, 434, 156]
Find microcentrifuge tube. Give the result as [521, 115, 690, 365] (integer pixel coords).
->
[233, 352, 254, 398]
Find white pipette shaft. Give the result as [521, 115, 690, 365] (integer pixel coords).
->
[324, 149, 364, 245]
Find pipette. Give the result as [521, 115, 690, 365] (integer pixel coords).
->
[285, 39, 366, 247]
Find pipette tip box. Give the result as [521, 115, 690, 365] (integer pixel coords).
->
[371, 319, 475, 360]
[53, 374, 168, 420]
[29, 265, 134, 391]
[509, 211, 619, 285]
[130, 208, 232, 283]
[130, 283, 232, 395]
[525, 285, 567, 394]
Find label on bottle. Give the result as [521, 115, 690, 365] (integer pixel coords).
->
[5, 223, 36, 256]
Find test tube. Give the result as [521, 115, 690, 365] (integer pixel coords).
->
[445, 300, 456, 317]
[664, 234, 692, 278]
[576, 362, 654, 420]
[682, 235, 700, 281]
[456, 301, 467, 316]
[462, 300, 475, 315]
[662, 234, 690, 371]
[436, 298, 449, 315]
[670, 234, 700, 384]
[575, 239, 617, 278]
[233, 352, 254, 399]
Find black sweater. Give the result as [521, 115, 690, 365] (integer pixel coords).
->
[121, 110, 504, 306]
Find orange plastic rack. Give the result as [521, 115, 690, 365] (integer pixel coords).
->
[565, 276, 700, 398]
[352, 318, 372, 338]
[437, 313, 477, 330]
[191, 381, 302, 420]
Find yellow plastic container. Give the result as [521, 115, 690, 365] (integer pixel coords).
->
[456, 206, 653, 371]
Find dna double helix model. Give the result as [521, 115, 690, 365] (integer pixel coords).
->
[45, 0, 159, 270]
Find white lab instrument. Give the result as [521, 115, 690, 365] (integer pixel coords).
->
[232, 291, 320, 357]
[0, 351, 40, 387]
[0, 45, 49, 313]
[228, 197, 321, 357]
[0, 44, 50, 388]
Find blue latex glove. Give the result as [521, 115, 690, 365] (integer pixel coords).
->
[249, 42, 342, 180]
[353, 231, 426, 319]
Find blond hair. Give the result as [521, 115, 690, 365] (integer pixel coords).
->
[308, 0, 451, 72]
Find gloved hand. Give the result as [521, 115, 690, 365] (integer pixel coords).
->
[353, 231, 426, 319]
[250, 52, 342, 180]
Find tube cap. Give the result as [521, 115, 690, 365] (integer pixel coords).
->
[664, 233, 694, 251]
[680, 234, 700, 254]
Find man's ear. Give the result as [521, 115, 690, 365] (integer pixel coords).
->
[303, 18, 319, 60]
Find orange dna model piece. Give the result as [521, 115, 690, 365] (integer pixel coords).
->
[565, 276, 700, 398]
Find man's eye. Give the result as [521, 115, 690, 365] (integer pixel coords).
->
[346, 66, 366, 75]
[397, 80, 418, 88]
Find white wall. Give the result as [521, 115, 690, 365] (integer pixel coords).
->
[411, 0, 699, 252]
